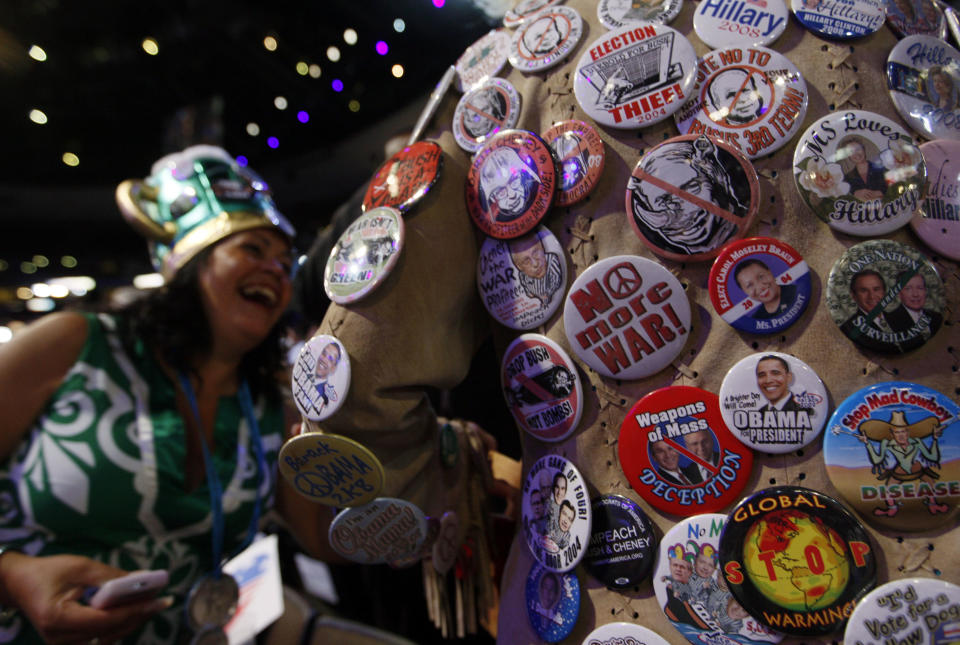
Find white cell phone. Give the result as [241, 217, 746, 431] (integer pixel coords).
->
[87, 570, 169, 609]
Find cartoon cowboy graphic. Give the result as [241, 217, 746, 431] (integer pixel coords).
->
[856, 410, 948, 517]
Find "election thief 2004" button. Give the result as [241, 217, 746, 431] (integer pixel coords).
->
[619, 386, 754, 516]
[709, 237, 811, 335]
[824, 381, 960, 532]
[501, 333, 583, 442]
[719, 352, 828, 454]
[563, 255, 691, 380]
[793, 110, 925, 237]
[653, 513, 783, 645]
[522, 455, 592, 572]
[573, 23, 697, 129]
[718, 486, 877, 636]
[674, 47, 807, 159]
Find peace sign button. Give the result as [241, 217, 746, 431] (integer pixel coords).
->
[562, 255, 691, 380]
[278, 431, 385, 507]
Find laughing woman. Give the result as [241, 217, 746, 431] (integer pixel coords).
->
[0, 146, 337, 644]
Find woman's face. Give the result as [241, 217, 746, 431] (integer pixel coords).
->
[198, 229, 292, 356]
[847, 140, 867, 164]
[736, 263, 780, 305]
[933, 71, 954, 97]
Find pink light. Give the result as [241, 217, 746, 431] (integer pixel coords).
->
[433, 0, 445, 6]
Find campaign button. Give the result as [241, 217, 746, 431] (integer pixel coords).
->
[913, 140, 960, 261]
[508, 5, 583, 74]
[432, 511, 460, 575]
[278, 431, 384, 507]
[719, 352, 828, 454]
[504, 0, 563, 28]
[573, 24, 697, 129]
[323, 206, 404, 305]
[328, 497, 429, 565]
[542, 119, 605, 207]
[438, 422, 459, 469]
[525, 562, 580, 643]
[824, 381, 960, 532]
[844, 578, 960, 645]
[455, 28, 512, 93]
[718, 486, 877, 636]
[453, 77, 522, 154]
[478, 226, 567, 329]
[465, 129, 556, 239]
[521, 455, 592, 572]
[619, 386, 754, 516]
[653, 513, 784, 645]
[562, 255, 691, 380]
[793, 110, 925, 236]
[790, 0, 885, 39]
[884, 0, 947, 37]
[674, 47, 807, 159]
[361, 141, 442, 213]
[582, 623, 671, 645]
[582, 495, 658, 590]
[887, 36, 960, 141]
[826, 240, 946, 353]
[598, 0, 683, 28]
[708, 237, 811, 335]
[693, 0, 789, 47]
[291, 334, 350, 422]
[501, 334, 583, 442]
[627, 134, 759, 261]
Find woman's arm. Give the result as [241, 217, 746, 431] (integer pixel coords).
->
[0, 312, 89, 461]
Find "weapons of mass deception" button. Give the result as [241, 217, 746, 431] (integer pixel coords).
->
[573, 23, 697, 129]
[562, 255, 691, 380]
[674, 46, 808, 160]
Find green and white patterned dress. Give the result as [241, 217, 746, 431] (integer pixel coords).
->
[0, 313, 283, 643]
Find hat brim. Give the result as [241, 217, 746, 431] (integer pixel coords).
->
[860, 415, 940, 441]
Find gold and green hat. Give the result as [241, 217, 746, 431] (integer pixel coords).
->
[116, 145, 295, 278]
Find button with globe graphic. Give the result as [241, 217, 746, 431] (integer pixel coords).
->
[718, 486, 877, 636]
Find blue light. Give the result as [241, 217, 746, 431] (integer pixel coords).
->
[297, 110, 309, 123]
[236, 155, 248, 167]
[332, 79, 344, 92]
[267, 137, 279, 149]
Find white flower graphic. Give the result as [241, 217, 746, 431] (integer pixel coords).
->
[880, 138, 921, 183]
[798, 158, 849, 198]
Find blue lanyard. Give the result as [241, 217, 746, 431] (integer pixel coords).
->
[177, 373, 267, 572]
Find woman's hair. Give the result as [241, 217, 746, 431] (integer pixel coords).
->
[115, 245, 285, 401]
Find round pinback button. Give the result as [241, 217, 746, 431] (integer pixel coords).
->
[718, 486, 877, 637]
[627, 134, 759, 261]
[826, 240, 946, 353]
[790, 0, 885, 39]
[793, 110, 925, 236]
[582, 623, 671, 645]
[653, 513, 783, 645]
[508, 5, 583, 74]
[323, 206, 404, 305]
[619, 386, 754, 516]
[845, 578, 960, 645]
[438, 422, 459, 469]
[525, 562, 580, 643]
[542, 120, 605, 207]
[505, 0, 563, 28]
[719, 353, 828, 454]
[455, 28, 512, 93]
[708, 237, 812, 335]
[501, 334, 583, 442]
[291, 335, 350, 422]
[884, 0, 947, 38]
[478, 227, 567, 329]
[674, 47, 807, 160]
[562, 255, 691, 380]
[598, 0, 683, 28]
[583, 495, 658, 590]
[465, 129, 556, 239]
[573, 24, 697, 129]
[362, 141, 442, 213]
[887, 36, 960, 141]
[432, 511, 459, 575]
[824, 381, 960, 532]
[278, 431, 385, 506]
[522, 455, 592, 572]
[328, 497, 429, 565]
[913, 140, 960, 261]
[453, 78, 522, 154]
[693, 0, 789, 47]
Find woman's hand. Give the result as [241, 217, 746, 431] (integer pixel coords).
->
[0, 552, 172, 644]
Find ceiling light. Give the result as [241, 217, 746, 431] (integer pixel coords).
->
[264, 36, 278, 51]
[393, 18, 406, 32]
[29, 109, 47, 125]
[26, 298, 55, 313]
[16, 287, 32, 300]
[142, 38, 159, 55]
[133, 273, 164, 289]
[267, 137, 279, 149]
[297, 111, 309, 123]
[375, 41, 388, 56]
[343, 29, 358, 45]
[391, 64, 404, 78]
[31, 283, 51, 298]
[0, 327, 12, 344]
[28, 45, 46, 62]
[309, 64, 321, 78]
[60, 256, 77, 268]
[327, 46, 341, 62]
[348, 100, 360, 112]
[246, 122, 260, 136]
[62, 152, 79, 167]
[296, 61, 309, 75]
